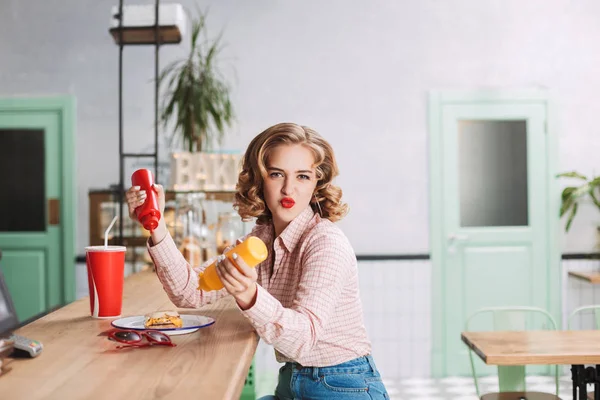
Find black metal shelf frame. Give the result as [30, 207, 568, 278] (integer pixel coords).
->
[115, 0, 161, 244]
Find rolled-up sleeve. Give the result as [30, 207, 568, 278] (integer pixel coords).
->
[148, 232, 229, 308]
[240, 231, 354, 361]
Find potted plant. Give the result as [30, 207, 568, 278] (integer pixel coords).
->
[557, 171, 600, 231]
[159, 10, 234, 152]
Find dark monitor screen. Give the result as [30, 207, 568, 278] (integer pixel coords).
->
[0, 252, 19, 338]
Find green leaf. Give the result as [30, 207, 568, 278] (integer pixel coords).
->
[561, 186, 576, 201]
[556, 171, 600, 231]
[590, 176, 600, 187]
[560, 197, 573, 218]
[573, 183, 591, 198]
[556, 171, 588, 180]
[565, 202, 578, 232]
[589, 183, 600, 209]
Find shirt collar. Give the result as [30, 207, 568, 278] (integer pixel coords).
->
[277, 206, 316, 253]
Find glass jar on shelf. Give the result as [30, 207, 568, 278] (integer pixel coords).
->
[163, 198, 177, 237]
[173, 192, 216, 267]
[215, 211, 244, 254]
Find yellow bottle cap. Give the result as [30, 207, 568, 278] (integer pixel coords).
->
[242, 236, 268, 266]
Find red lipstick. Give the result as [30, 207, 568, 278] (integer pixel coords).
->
[281, 197, 295, 209]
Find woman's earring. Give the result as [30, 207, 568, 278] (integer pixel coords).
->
[314, 193, 323, 217]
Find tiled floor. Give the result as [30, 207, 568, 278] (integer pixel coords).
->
[382, 375, 575, 400]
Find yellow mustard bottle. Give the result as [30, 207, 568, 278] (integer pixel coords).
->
[197, 236, 268, 291]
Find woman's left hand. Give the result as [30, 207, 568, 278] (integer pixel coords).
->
[215, 253, 258, 310]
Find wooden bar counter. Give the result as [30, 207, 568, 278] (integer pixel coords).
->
[0, 270, 259, 400]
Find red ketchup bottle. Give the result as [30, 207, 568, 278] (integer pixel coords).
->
[131, 169, 161, 232]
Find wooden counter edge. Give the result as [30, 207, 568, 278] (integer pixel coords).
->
[225, 331, 259, 400]
[568, 271, 600, 284]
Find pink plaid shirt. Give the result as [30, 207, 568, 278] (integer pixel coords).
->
[147, 206, 371, 367]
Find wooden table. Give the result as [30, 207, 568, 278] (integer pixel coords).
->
[462, 330, 600, 400]
[0, 270, 259, 400]
[568, 271, 600, 284]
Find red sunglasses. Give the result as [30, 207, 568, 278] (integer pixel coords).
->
[107, 329, 176, 349]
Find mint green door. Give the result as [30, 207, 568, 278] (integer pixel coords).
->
[429, 92, 560, 377]
[0, 97, 76, 322]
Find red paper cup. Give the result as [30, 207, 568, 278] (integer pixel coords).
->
[85, 246, 126, 319]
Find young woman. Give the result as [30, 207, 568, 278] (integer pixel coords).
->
[126, 123, 389, 400]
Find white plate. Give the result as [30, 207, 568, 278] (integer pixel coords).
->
[111, 314, 215, 336]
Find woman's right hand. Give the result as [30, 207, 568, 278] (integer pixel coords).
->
[126, 186, 145, 221]
[125, 184, 166, 221]
[126, 184, 168, 245]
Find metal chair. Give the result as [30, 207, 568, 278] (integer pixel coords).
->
[567, 305, 600, 400]
[568, 305, 600, 330]
[466, 306, 561, 400]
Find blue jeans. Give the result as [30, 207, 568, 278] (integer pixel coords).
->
[258, 354, 389, 400]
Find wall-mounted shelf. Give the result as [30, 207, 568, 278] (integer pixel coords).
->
[109, 26, 182, 45]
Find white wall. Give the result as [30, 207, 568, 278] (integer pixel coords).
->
[1, 1, 599, 253]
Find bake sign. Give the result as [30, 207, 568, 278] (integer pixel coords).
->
[169, 152, 242, 191]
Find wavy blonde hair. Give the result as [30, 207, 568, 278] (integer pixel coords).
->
[234, 122, 348, 224]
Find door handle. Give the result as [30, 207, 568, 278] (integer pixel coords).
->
[48, 198, 60, 225]
[447, 233, 469, 242]
[447, 233, 468, 253]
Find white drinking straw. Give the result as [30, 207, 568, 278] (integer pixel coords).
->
[104, 216, 119, 248]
